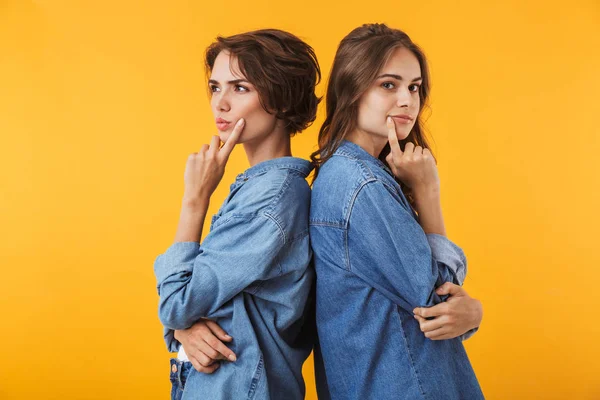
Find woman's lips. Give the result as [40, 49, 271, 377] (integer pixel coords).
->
[216, 118, 231, 130]
[391, 115, 413, 124]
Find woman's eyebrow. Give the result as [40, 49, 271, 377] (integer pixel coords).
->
[208, 79, 250, 85]
[376, 73, 422, 82]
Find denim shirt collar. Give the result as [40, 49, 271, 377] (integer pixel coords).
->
[335, 140, 393, 175]
[235, 156, 313, 182]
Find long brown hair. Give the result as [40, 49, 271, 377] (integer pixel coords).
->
[311, 23, 434, 204]
[205, 29, 321, 136]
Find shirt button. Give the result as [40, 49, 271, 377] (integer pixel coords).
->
[171, 364, 178, 373]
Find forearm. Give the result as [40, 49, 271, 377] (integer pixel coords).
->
[154, 241, 205, 329]
[174, 195, 210, 243]
[413, 185, 446, 236]
[173, 328, 186, 345]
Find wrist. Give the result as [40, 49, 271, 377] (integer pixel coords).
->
[174, 329, 184, 341]
[412, 183, 440, 201]
[475, 300, 483, 326]
[470, 298, 483, 329]
[181, 193, 210, 211]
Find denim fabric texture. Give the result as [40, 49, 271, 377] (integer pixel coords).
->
[170, 358, 193, 400]
[310, 141, 483, 400]
[155, 157, 315, 400]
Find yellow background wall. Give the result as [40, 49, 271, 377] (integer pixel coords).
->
[1, 1, 599, 399]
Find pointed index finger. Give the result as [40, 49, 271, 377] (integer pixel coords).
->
[387, 116, 403, 159]
[219, 118, 244, 159]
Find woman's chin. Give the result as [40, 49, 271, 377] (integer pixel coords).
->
[398, 132, 411, 141]
[395, 127, 412, 141]
[219, 130, 246, 144]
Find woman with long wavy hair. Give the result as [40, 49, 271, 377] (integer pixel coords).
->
[310, 23, 484, 399]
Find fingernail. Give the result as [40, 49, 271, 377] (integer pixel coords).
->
[387, 116, 392, 124]
[238, 118, 245, 126]
[229, 354, 237, 362]
[225, 334, 232, 339]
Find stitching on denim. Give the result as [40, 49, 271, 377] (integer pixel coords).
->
[309, 224, 348, 272]
[340, 164, 376, 222]
[333, 150, 381, 181]
[381, 180, 404, 203]
[263, 212, 286, 245]
[180, 362, 192, 392]
[335, 142, 390, 171]
[342, 179, 377, 228]
[381, 179, 415, 213]
[241, 161, 311, 180]
[244, 212, 288, 296]
[247, 353, 265, 399]
[309, 220, 344, 228]
[210, 213, 285, 246]
[397, 308, 427, 399]
[173, 360, 185, 392]
[343, 228, 351, 271]
[262, 173, 292, 242]
[355, 158, 377, 181]
[257, 227, 308, 289]
[263, 172, 290, 213]
[287, 166, 312, 178]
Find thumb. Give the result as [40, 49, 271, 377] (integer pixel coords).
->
[385, 153, 393, 165]
[435, 282, 463, 296]
[385, 153, 397, 175]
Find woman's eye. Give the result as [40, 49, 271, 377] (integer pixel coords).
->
[382, 82, 395, 90]
[210, 85, 220, 93]
[409, 84, 420, 93]
[235, 85, 249, 92]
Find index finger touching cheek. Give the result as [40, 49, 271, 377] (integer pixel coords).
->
[387, 116, 402, 157]
[220, 118, 244, 158]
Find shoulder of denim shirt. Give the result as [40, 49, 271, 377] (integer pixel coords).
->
[222, 156, 313, 243]
[310, 140, 401, 228]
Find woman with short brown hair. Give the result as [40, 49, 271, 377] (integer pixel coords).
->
[154, 28, 320, 400]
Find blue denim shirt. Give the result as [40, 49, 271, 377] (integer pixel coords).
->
[310, 141, 483, 400]
[154, 157, 315, 400]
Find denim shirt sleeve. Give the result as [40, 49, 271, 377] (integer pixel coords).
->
[426, 233, 467, 284]
[347, 181, 467, 314]
[426, 233, 478, 340]
[153, 213, 284, 336]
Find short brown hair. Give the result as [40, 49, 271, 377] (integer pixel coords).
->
[205, 29, 321, 136]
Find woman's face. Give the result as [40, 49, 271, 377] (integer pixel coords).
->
[356, 47, 422, 143]
[209, 51, 279, 144]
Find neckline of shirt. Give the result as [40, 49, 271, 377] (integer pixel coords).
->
[336, 140, 394, 175]
[236, 156, 313, 181]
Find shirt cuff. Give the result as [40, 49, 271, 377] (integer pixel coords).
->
[459, 326, 479, 341]
[163, 328, 181, 353]
[154, 242, 200, 291]
[426, 234, 467, 284]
